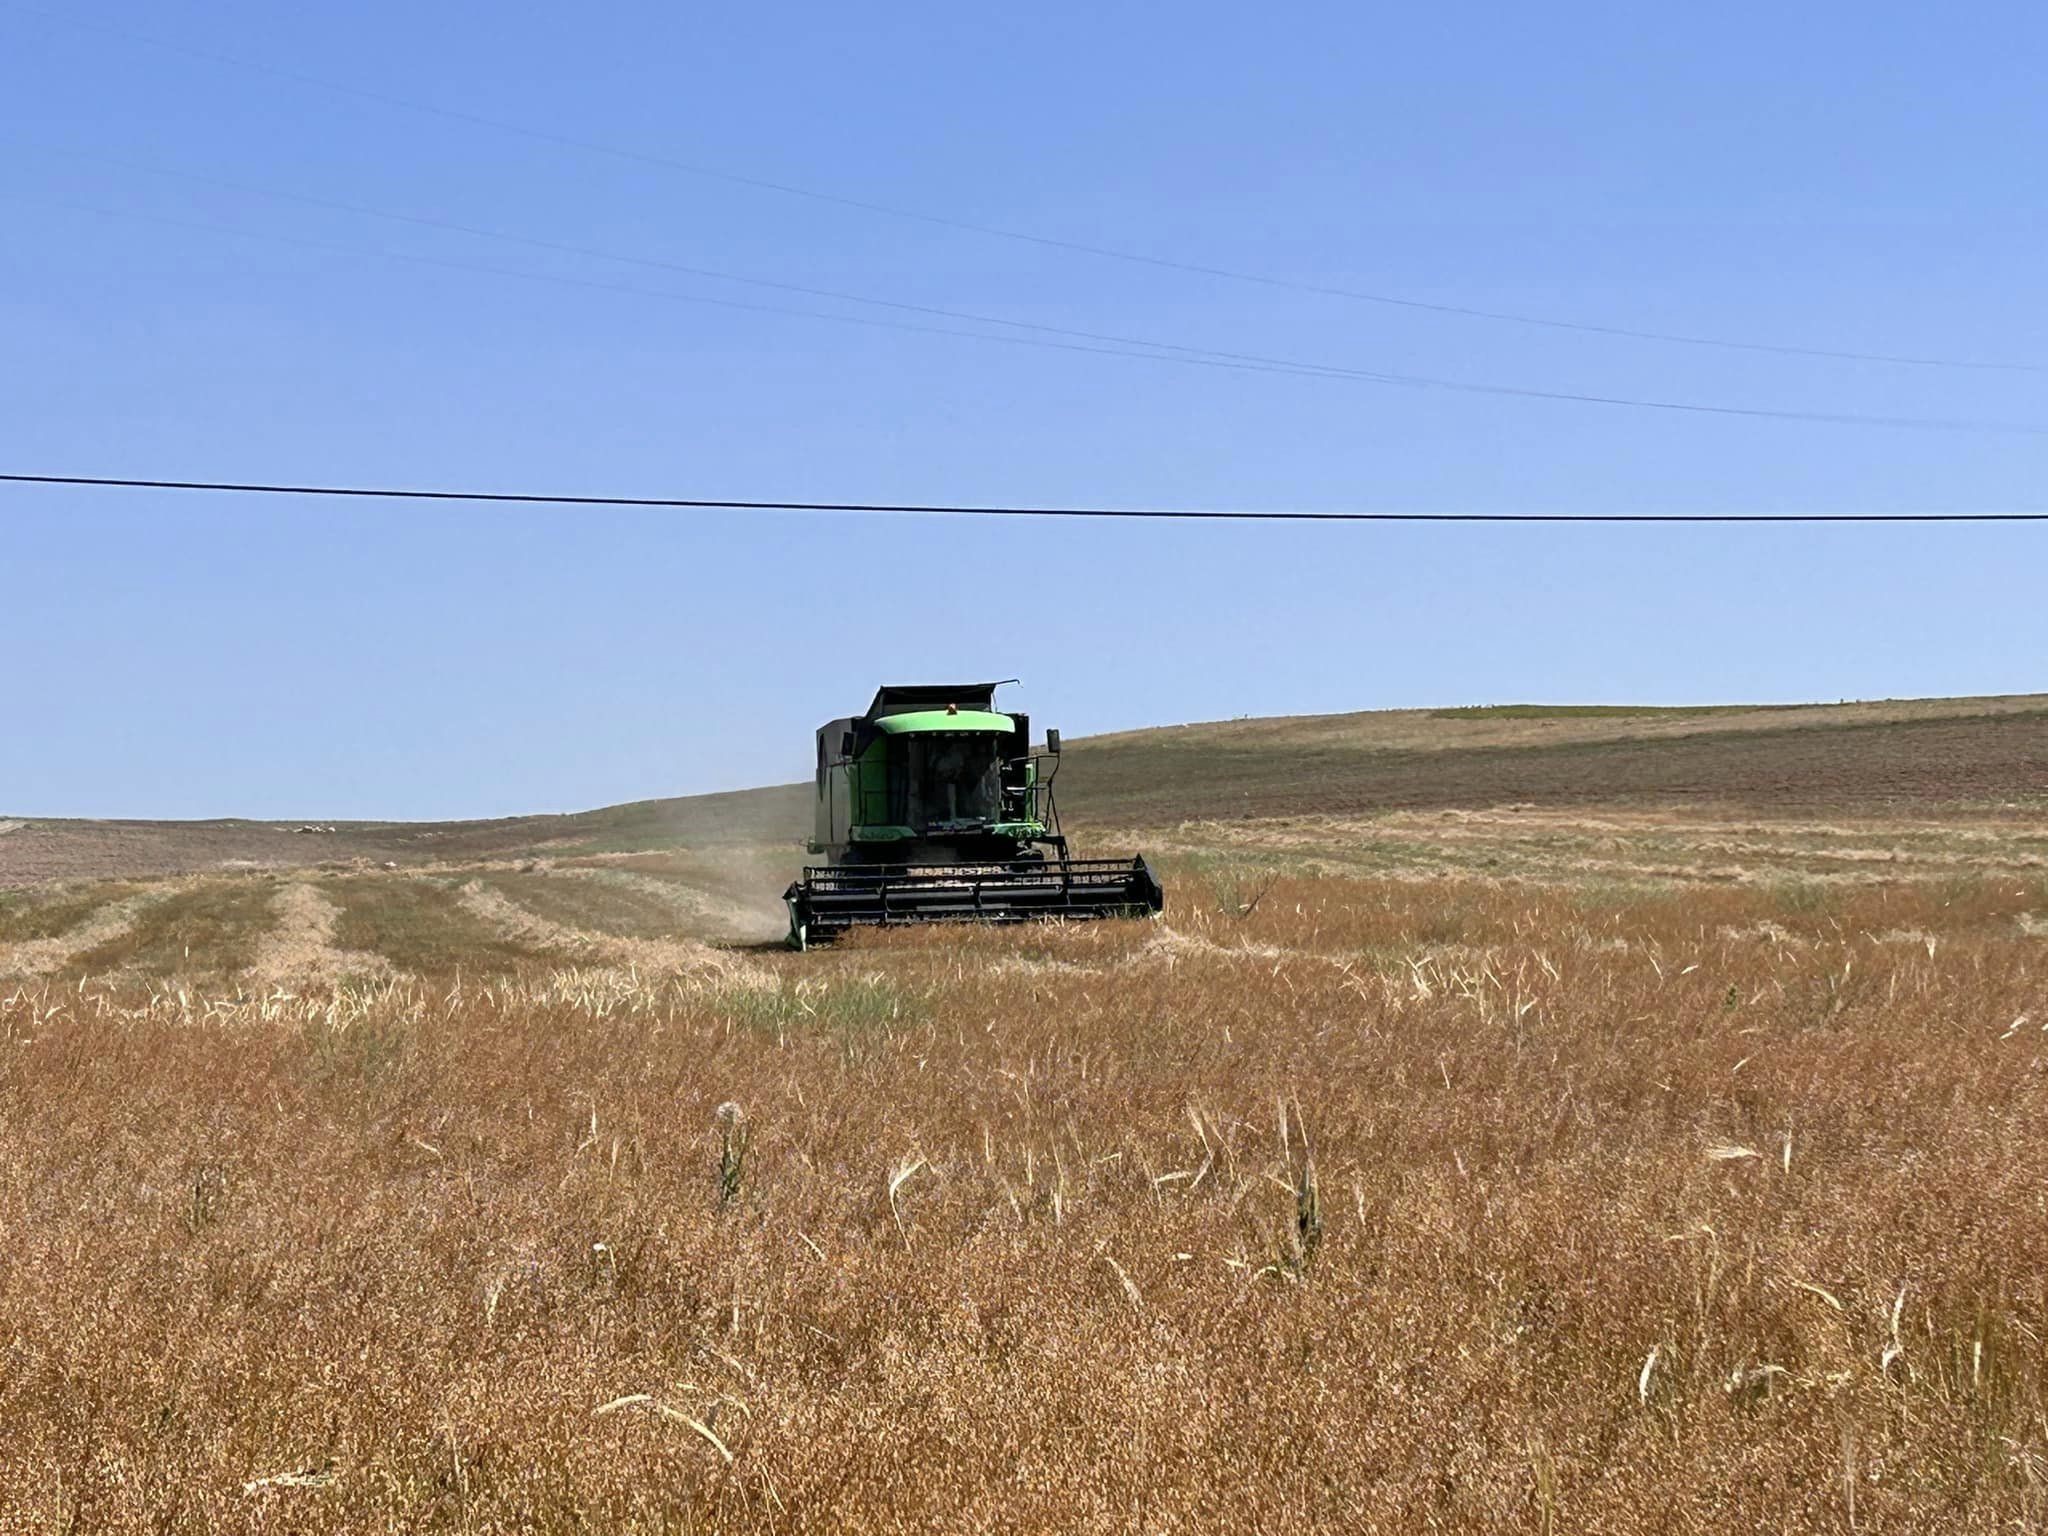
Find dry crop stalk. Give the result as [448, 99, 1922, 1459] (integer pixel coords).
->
[716, 1100, 749, 1206]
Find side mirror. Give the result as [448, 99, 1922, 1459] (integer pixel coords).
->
[840, 731, 855, 758]
[1046, 729, 1062, 755]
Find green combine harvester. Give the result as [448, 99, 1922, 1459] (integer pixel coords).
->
[783, 683, 1165, 948]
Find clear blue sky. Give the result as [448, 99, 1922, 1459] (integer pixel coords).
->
[4, 0, 2044, 819]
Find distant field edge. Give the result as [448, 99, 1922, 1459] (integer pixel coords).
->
[1429, 694, 2046, 721]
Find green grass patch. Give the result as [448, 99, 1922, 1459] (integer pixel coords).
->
[1560, 878, 1683, 919]
[69, 880, 277, 975]
[1161, 847, 1305, 881]
[0, 882, 143, 944]
[717, 977, 927, 1033]
[1763, 879, 1836, 917]
[479, 871, 686, 941]
[327, 877, 540, 974]
[715, 975, 925, 1067]
[298, 1011, 416, 1095]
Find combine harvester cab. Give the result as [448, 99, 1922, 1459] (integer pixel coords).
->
[784, 683, 1164, 949]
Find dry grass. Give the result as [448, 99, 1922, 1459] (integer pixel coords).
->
[2, 871, 2043, 1531]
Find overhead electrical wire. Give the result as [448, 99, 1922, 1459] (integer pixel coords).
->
[7, 0, 2037, 376]
[4, 473, 2044, 522]
[12, 186, 2047, 439]
[13, 146, 1420, 376]
[0, 190, 1458, 386]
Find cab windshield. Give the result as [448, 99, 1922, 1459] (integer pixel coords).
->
[892, 733, 1003, 828]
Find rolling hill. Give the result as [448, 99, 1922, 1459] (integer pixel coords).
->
[5, 693, 2044, 890]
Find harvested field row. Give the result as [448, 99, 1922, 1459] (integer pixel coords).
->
[247, 883, 397, 988]
[0, 882, 146, 946]
[66, 882, 283, 977]
[454, 880, 754, 980]
[8, 817, 2048, 985]
[0, 887, 161, 977]
[0, 865, 786, 983]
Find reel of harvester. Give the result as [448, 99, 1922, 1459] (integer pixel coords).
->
[783, 683, 1165, 950]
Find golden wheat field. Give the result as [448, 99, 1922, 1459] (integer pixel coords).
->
[3, 855, 2045, 1532]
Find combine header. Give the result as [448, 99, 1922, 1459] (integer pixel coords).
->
[783, 683, 1164, 948]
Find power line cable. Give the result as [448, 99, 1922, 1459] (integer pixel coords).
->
[14, 187, 2047, 438]
[15, 143, 1400, 377]
[0, 190, 1428, 385]
[8, 0, 2038, 376]
[5, 473, 2044, 521]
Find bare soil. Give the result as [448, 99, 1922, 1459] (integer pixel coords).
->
[1063, 706, 2048, 827]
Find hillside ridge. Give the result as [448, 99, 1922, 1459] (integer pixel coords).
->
[5, 692, 2045, 887]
